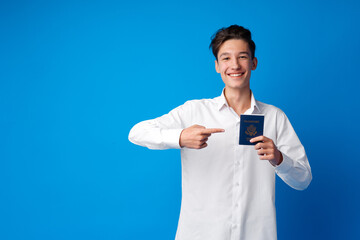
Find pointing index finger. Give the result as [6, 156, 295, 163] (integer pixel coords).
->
[201, 128, 225, 134]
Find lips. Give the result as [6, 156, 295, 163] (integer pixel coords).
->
[227, 72, 245, 77]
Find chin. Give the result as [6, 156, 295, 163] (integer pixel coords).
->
[226, 81, 249, 90]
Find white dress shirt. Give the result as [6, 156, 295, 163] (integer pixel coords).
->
[128, 90, 312, 240]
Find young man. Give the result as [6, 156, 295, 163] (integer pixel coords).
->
[128, 25, 312, 240]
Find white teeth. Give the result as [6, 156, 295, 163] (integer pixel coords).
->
[229, 73, 243, 77]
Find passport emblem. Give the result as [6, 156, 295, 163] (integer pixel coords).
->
[245, 124, 257, 136]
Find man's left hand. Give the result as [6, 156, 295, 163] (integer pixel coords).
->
[250, 136, 283, 166]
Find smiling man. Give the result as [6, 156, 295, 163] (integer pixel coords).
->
[128, 25, 312, 240]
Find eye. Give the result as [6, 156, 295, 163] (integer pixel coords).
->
[239, 55, 248, 59]
[222, 57, 230, 61]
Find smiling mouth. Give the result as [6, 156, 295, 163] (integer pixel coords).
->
[228, 73, 244, 77]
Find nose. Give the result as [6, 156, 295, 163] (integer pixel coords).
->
[231, 58, 241, 69]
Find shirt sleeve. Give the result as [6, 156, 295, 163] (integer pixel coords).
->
[128, 101, 192, 150]
[274, 110, 312, 190]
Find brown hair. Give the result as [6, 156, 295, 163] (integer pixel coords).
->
[209, 25, 256, 60]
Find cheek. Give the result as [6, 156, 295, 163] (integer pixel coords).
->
[218, 64, 228, 74]
[246, 61, 254, 70]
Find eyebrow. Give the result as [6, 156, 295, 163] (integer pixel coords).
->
[219, 52, 250, 58]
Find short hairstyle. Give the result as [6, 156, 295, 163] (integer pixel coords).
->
[209, 25, 256, 60]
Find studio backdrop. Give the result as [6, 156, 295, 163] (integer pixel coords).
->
[1, 0, 359, 239]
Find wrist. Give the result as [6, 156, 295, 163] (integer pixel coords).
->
[270, 151, 283, 166]
[179, 129, 185, 148]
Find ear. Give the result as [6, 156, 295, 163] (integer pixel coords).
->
[251, 57, 258, 70]
[215, 60, 220, 73]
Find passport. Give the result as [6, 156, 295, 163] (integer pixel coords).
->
[239, 114, 264, 145]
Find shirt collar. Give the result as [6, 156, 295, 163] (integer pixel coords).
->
[217, 88, 261, 113]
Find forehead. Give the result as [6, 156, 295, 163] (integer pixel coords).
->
[218, 39, 250, 55]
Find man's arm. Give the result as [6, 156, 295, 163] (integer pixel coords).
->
[129, 101, 225, 150]
[251, 110, 312, 190]
[128, 102, 189, 150]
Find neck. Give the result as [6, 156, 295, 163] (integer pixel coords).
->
[224, 87, 252, 116]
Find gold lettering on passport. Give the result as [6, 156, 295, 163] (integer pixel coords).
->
[244, 120, 259, 123]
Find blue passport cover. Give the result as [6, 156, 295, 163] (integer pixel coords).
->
[239, 114, 264, 145]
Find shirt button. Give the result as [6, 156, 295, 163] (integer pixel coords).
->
[235, 161, 240, 166]
[232, 224, 238, 229]
[236, 182, 240, 187]
[235, 203, 239, 208]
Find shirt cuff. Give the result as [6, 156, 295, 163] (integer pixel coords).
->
[161, 128, 183, 149]
[274, 152, 293, 174]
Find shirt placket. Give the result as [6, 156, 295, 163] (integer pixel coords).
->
[229, 110, 242, 240]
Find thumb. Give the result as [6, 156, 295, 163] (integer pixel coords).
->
[191, 124, 206, 129]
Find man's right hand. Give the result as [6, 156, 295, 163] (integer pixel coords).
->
[179, 125, 225, 149]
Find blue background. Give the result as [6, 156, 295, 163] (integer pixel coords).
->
[1, 0, 360, 239]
